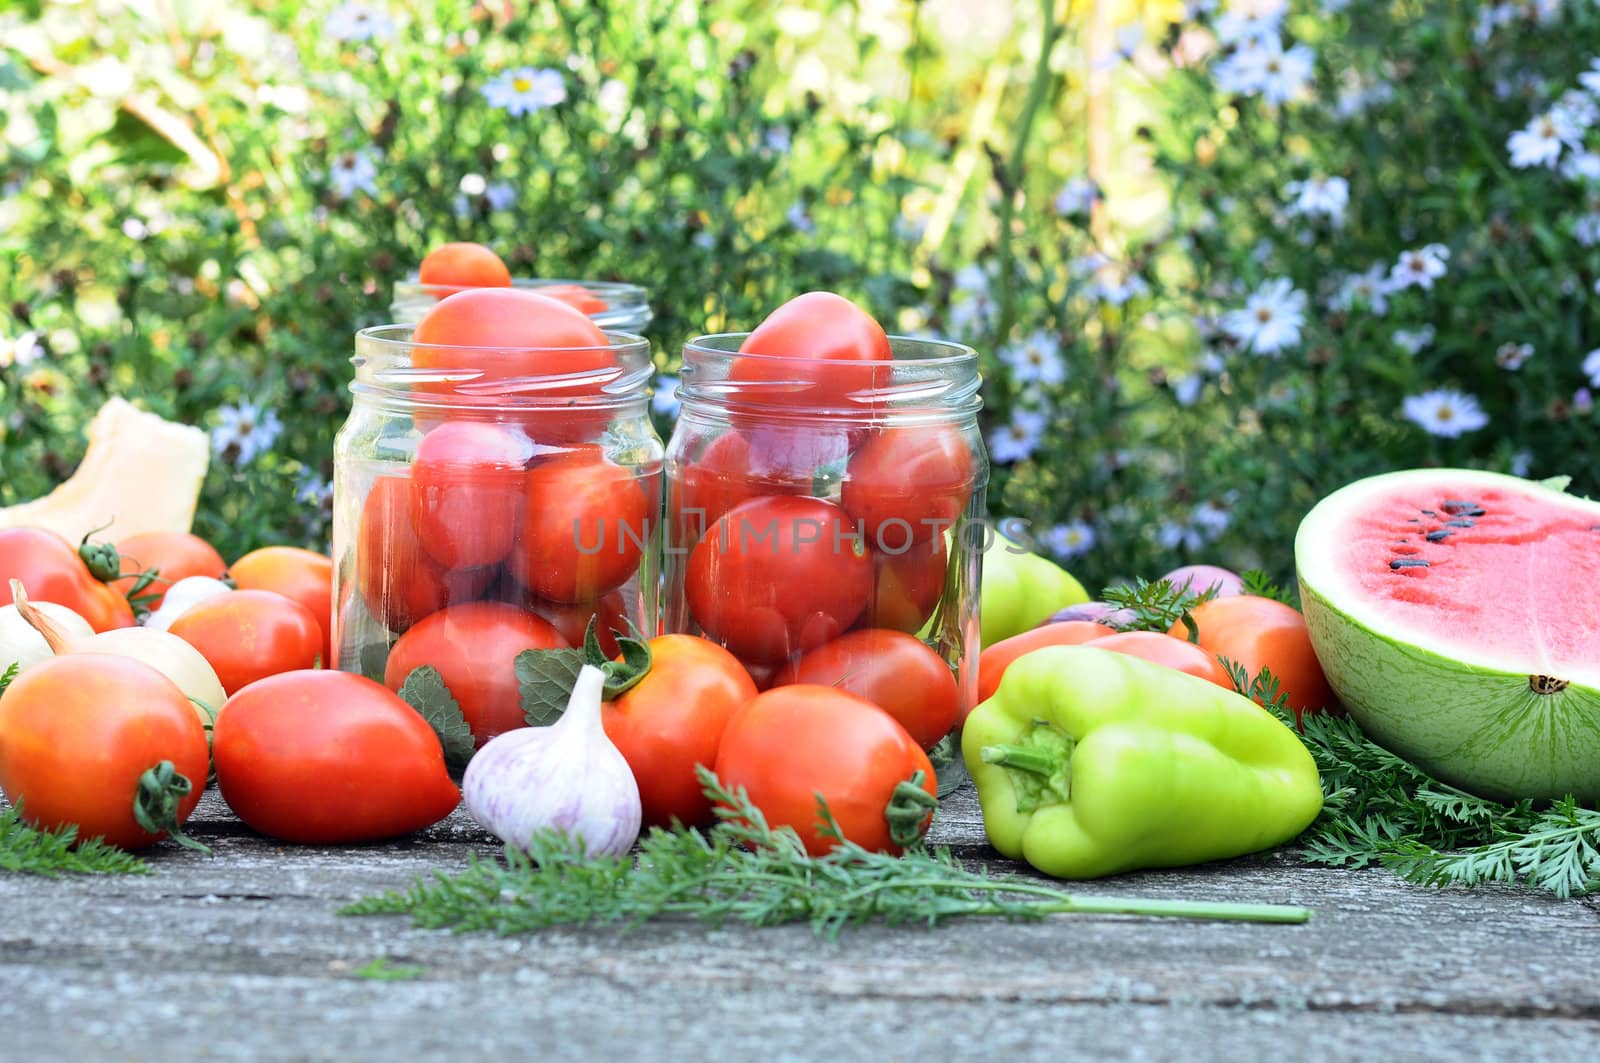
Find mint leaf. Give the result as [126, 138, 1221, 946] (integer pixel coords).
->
[516, 647, 586, 726]
[398, 666, 475, 773]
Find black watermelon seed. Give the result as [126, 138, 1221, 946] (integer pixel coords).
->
[1425, 530, 1451, 542]
[1591, 525, 1600, 531]
[1420, 509, 1437, 516]
[1406, 518, 1421, 523]
[1390, 559, 1431, 569]
[1442, 499, 1481, 514]
[1444, 518, 1475, 528]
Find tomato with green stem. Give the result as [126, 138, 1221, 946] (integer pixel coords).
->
[110, 531, 225, 611]
[383, 601, 567, 745]
[0, 653, 209, 850]
[213, 670, 460, 844]
[169, 589, 323, 695]
[600, 634, 757, 828]
[685, 495, 871, 663]
[773, 629, 959, 751]
[0, 528, 134, 632]
[508, 446, 654, 604]
[229, 546, 334, 663]
[714, 685, 938, 855]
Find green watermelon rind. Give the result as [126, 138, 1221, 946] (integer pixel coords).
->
[1296, 467, 1600, 804]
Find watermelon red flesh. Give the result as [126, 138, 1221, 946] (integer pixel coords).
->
[1327, 479, 1600, 684]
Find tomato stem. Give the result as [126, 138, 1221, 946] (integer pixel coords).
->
[132, 761, 211, 855]
[883, 769, 938, 849]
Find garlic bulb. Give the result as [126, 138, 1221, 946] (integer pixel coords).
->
[462, 665, 642, 858]
[0, 598, 93, 675]
[144, 576, 231, 632]
[11, 581, 226, 723]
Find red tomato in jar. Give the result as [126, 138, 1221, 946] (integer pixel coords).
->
[110, 531, 226, 610]
[538, 283, 608, 315]
[356, 476, 496, 632]
[671, 424, 852, 536]
[229, 546, 334, 664]
[862, 538, 947, 633]
[1171, 596, 1336, 720]
[418, 242, 512, 289]
[685, 495, 871, 663]
[508, 446, 654, 604]
[773, 629, 959, 751]
[1084, 630, 1235, 690]
[842, 422, 975, 548]
[729, 292, 893, 412]
[214, 670, 461, 844]
[383, 601, 567, 746]
[0, 528, 134, 632]
[601, 635, 757, 828]
[976, 620, 1117, 704]
[499, 583, 632, 658]
[0, 654, 209, 850]
[169, 589, 324, 695]
[409, 420, 533, 569]
[714, 685, 937, 855]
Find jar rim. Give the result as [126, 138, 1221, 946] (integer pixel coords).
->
[391, 276, 650, 302]
[683, 331, 977, 367]
[356, 323, 651, 358]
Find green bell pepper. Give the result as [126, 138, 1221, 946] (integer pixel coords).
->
[962, 645, 1323, 879]
[980, 532, 1088, 646]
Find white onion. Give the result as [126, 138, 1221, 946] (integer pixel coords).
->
[0, 599, 93, 676]
[144, 576, 232, 632]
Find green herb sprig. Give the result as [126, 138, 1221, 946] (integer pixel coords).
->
[1101, 578, 1217, 640]
[342, 768, 1310, 936]
[1226, 662, 1600, 898]
[0, 803, 149, 876]
[0, 661, 16, 698]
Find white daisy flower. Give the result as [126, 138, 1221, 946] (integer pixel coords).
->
[987, 409, 1049, 464]
[1562, 151, 1600, 182]
[1221, 277, 1307, 356]
[0, 330, 45, 369]
[1402, 389, 1489, 437]
[1389, 244, 1450, 291]
[482, 67, 567, 117]
[1285, 175, 1349, 226]
[764, 126, 792, 154]
[1213, 10, 1282, 46]
[1507, 110, 1579, 169]
[1392, 325, 1436, 355]
[1192, 498, 1234, 536]
[1172, 374, 1204, 407]
[1332, 263, 1391, 315]
[485, 182, 516, 212]
[295, 472, 333, 509]
[1555, 90, 1598, 132]
[954, 264, 992, 296]
[1158, 520, 1206, 552]
[785, 202, 815, 234]
[211, 403, 284, 465]
[1043, 520, 1096, 560]
[999, 330, 1067, 386]
[325, 3, 395, 42]
[1473, 4, 1516, 46]
[1578, 58, 1600, 96]
[329, 151, 379, 199]
[1096, 273, 1149, 306]
[1572, 213, 1600, 247]
[1054, 177, 1099, 217]
[1494, 342, 1534, 371]
[1510, 450, 1533, 477]
[1582, 347, 1600, 387]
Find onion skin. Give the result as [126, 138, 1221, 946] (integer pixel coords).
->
[462, 666, 641, 858]
[1040, 601, 1136, 628]
[1161, 564, 1245, 599]
[0, 600, 93, 675]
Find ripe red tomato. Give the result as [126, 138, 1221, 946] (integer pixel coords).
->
[507, 446, 654, 604]
[671, 425, 851, 536]
[0, 528, 134, 632]
[714, 685, 937, 855]
[213, 670, 460, 844]
[1084, 630, 1235, 690]
[229, 546, 334, 664]
[383, 601, 567, 745]
[111, 531, 225, 610]
[355, 476, 496, 632]
[842, 422, 975, 548]
[601, 635, 757, 828]
[730, 292, 893, 411]
[409, 421, 533, 569]
[538, 283, 608, 315]
[976, 620, 1117, 704]
[774, 629, 958, 750]
[685, 495, 871, 663]
[169, 589, 323, 695]
[418, 242, 512, 288]
[1174, 596, 1336, 720]
[506, 587, 630, 658]
[862, 538, 947, 633]
[412, 288, 610, 372]
[0, 653, 209, 849]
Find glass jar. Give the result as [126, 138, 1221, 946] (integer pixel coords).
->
[332, 324, 663, 745]
[390, 278, 652, 334]
[661, 333, 988, 719]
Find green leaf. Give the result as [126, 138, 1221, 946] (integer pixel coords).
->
[1239, 569, 1296, 606]
[0, 661, 17, 698]
[397, 666, 475, 773]
[515, 647, 586, 726]
[351, 956, 427, 981]
[1101, 577, 1217, 636]
[0, 803, 149, 876]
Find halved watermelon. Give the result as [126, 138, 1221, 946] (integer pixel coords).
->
[1296, 468, 1600, 802]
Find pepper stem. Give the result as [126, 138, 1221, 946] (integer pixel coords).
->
[883, 769, 938, 849]
[979, 743, 1061, 777]
[979, 725, 1075, 813]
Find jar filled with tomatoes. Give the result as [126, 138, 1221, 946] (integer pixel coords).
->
[332, 289, 663, 748]
[661, 296, 988, 725]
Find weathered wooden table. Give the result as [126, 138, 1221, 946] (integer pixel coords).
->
[2, 785, 1596, 1061]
